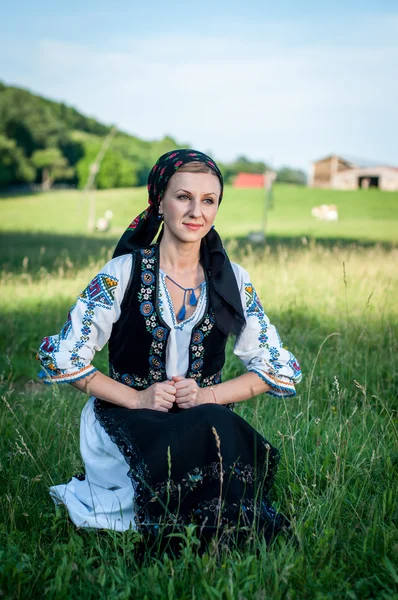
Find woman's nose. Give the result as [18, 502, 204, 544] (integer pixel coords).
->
[189, 199, 202, 218]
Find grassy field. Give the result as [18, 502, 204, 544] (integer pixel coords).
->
[0, 185, 397, 599]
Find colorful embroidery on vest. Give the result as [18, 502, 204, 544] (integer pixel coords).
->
[202, 371, 222, 386]
[188, 310, 216, 385]
[138, 247, 169, 383]
[110, 365, 148, 390]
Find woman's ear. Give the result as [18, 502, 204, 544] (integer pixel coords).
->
[158, 202, 163, 215]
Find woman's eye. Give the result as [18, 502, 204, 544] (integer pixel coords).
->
[177, 195, 214, 204]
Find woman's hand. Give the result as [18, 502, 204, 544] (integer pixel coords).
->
[172, 376, 214, 409]
[136, 380, 176, 412]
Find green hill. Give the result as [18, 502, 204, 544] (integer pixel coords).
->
[0, 82, 184, 189]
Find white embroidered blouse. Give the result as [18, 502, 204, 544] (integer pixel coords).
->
[38, 254, 302, 397]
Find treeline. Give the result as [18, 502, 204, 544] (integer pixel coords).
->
[0, 83, 306, 190]
[0, 83, 183, 190]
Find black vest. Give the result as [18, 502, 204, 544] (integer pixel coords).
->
[108, 244, 229, 390]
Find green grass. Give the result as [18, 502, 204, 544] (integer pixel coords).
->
[1, 184, 396, 279]
[0, 186, 397, 599]
[1, 185, 397, 240]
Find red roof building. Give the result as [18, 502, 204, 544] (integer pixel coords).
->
[233, 173, 265, 188]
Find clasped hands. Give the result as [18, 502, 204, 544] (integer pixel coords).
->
[137, 376, 214, 412]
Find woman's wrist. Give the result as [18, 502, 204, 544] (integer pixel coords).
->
[127, 388, 141, 409]
[199, 386, 219, 405]
[209, 386, 218, 404]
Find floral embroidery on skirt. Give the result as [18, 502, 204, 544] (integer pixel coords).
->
[94, 401, 289, 545]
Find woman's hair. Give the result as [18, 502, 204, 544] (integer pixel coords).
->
[176, 161, 217, 175]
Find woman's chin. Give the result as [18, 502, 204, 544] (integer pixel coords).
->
[168, 228, 208, 244]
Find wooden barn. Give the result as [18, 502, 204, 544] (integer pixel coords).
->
[309, 155, 398, 191]
[332, 166, 398, 191]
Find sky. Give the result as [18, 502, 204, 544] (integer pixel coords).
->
[1, 0, 398, 172]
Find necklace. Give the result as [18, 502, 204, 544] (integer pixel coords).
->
[165, 274, 205, 321]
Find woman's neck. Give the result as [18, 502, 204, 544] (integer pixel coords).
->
[159, 234, 201, 275]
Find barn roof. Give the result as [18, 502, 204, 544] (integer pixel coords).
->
[313, 154, 395, 169]
[233, 173, 265, 188]
[313, 154, 355, 167]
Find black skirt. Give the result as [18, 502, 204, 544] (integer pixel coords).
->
[94, 401, 289, 546]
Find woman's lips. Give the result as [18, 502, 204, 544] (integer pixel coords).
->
[183, 223, 202, 230]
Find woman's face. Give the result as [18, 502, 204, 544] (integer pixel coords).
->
[159, 171, 221, 244]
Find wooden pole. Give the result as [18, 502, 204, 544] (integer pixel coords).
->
[262, 171, 268, 243]
[262, 170, 276, 243]
[84, 126, 117, 232]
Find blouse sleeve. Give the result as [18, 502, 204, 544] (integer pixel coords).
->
[232, 263, 302, 398]
[37, 254, 132, 384]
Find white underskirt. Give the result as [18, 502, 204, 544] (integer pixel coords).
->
[50, 397, 136, 531]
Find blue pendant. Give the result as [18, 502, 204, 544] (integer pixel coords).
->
[177, 305, 186, 321]
[189, 289, 197, 306]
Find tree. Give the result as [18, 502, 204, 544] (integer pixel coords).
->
[0, 134, 35, 187]
[96, 150, 138, 189]
[31, 148, 74, 190]
[219, 155, 270, 184]
[276, 167, 307, 185]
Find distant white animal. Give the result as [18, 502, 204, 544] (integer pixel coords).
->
[96, 210, 114, 232]
[247, 231, 266, 243]
[311, 204, 338, 221]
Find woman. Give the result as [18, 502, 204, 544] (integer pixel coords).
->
[38, 149, 302, 546]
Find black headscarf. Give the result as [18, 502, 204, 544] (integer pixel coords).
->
[113, 149, 245, 337]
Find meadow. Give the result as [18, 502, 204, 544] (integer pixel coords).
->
[0, 184, 397, 599]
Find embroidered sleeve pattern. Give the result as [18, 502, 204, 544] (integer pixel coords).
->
[37, 263, 125, 384]
[234, 280, 302, 398]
